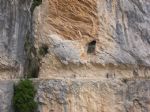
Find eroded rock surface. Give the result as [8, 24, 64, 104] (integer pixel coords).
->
[35, 79, 150, 112]
[0, 81, 14, 112]
[0, 0, 150, 112]
[33, 0, 150, 78]
[1, 79, 150, 112]
[125, 80, 150, 112]
[0, 0, 31, 79]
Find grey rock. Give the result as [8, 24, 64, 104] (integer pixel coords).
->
[97, 0, 150, 66]
[0, 0, 32, 77]
[124, 80, 150, 112]
[36, 80, 69, 105]
[54, 41, 81, 64]
[0, 81, 14, 112]
[114, 0, 150, 66]
[1, 79, 150, 112]
[35, 79, 150, 112]
[50, 34, 83, 64]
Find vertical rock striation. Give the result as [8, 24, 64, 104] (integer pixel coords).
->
[0, 81, 14, 112]
[0, 0, 31, 79]
[0, 0, 150, 112]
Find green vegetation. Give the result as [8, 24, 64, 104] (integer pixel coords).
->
[13, 79, 37, 112]
[31, 0, 42, 13]
[38, 43, 49, 56]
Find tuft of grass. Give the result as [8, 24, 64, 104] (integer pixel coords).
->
[13, 79, 37, 112]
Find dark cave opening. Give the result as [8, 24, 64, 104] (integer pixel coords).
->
[87, 40, 96, 54]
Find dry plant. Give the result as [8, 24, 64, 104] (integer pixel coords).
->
[47, 0, 99, 40]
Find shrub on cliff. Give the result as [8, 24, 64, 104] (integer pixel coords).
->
[13, 79, 37, 112]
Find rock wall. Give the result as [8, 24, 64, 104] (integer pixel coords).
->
[0, 0, 31, 79]
[35, 79, 150, 112]
[0, 0, 150, 112]
[33, 0, 150, 78]
[0, 81, 14, 112]
[0, 0, 149, 79]
[1, 79, 150, 112]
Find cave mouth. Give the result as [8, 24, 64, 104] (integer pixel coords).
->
[87, 40, 96, 54]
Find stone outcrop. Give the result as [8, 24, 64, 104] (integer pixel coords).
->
[35, 79, 150, 112]
[1, 79, 150, 112]
[33, 0, 150, 78]
[0, 0, 31, 79]
[0, 81, 14, 112]
[0, 0, 150, 112]
[0, 0, 149, 79]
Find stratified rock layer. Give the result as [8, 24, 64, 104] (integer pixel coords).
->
[35, 79, 150, 112]
[0, 0, 150, 112]
[1, 79, 150, 112]
[33, 0, 150, 78]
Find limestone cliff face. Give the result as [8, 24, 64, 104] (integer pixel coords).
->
[35, 79, 150, 112]
[0, 0, 31, 79]
[0, 0, 150, 112]
[2, 79, 150, 112]
[0, 0, 149, 79]
[33, 0, 150, 78]
[0, 81, 14, 112]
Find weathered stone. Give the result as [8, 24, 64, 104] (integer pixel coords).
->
[0, 81, 14, 112]
[35, 79, 150, 112]
[0, 0, 150, 112]
[124, 80, 150, 112]
[1, 79, 150, 112]
[0, 0, 32, 79]
[37, 79, 121, 112]
[33, 0, 150, 78]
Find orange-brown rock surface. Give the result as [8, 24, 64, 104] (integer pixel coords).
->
[0, 0, 150, 112]
[33, 0, 150, 78]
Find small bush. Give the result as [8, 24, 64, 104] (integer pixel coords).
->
[38, 44, 49, 56]
[13, 79, 37, 112]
